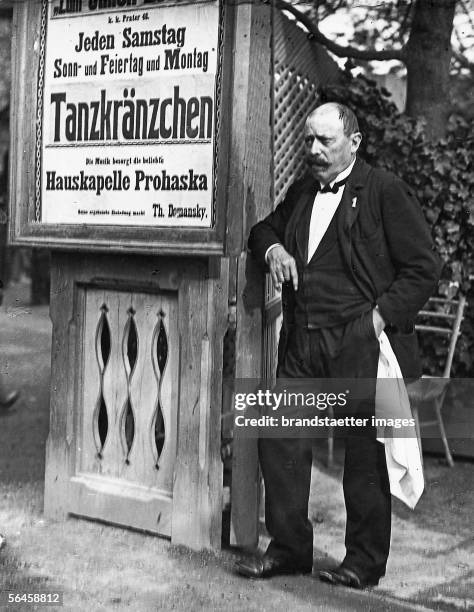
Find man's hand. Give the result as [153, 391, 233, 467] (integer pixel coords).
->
[267, 245, 298, 292]
[372, 307, 386, 338]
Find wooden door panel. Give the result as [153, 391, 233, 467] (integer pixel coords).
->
[70, 288, 179, 537]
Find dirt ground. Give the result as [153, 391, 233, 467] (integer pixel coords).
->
[0, 282, 473, 611]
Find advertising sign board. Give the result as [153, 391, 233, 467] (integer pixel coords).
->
[10, 0, 231, 254]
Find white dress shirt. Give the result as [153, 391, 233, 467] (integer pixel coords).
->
[306, 158, 356, 262]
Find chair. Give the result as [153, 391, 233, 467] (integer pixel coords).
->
[406, 294, 467, 468]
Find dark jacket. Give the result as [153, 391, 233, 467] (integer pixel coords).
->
[248, 157, 442, 378]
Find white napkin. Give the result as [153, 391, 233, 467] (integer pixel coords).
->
[376, 331, 424, 509]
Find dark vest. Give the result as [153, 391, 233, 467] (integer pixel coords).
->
[293, 195, 371, 328]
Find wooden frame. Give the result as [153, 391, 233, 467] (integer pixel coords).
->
[6, 0, 275, 551]
[9, 0, 235, 256]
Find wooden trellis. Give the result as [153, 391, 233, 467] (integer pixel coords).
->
[273, 11, 340, 204]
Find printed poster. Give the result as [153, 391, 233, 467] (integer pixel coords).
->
[40, 0, 221, 227]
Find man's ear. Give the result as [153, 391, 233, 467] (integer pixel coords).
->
[351, 132, 362, 154]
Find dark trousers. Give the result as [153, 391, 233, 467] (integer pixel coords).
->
[259, 310, 391, 582]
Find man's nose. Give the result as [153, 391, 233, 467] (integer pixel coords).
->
[311, 140, 321, 156]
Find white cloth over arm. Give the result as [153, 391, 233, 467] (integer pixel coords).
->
[376, 331, 424, 509]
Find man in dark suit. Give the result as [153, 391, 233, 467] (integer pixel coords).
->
[235, 103, 441, 588]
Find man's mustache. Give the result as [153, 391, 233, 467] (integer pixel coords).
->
[307, 157, 329, 168]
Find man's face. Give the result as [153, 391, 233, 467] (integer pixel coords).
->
[304, 108, 361, 184]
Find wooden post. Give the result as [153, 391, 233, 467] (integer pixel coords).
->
[43, 251, 77, 519]
[227, 1, 274, 548]
[172, 257, 229, 550]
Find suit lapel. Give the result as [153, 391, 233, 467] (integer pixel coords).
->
[337, 157, 372, 267]
[296, 192, 315, 263]
[285, 176, 318, 262]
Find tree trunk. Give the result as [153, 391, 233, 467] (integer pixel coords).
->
[404, 0, 456, 140]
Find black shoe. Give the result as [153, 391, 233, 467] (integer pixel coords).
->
[235, 553, 313, 579]
[319, 565, 379, 589]
[0, 391, 20, 413]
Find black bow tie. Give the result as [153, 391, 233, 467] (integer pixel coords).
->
[320, 178, 347, 194]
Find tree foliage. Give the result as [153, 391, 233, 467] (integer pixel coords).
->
[318, 73, 474, 374]
[285, 0, 473, 72]
[281, 0, 473, 139]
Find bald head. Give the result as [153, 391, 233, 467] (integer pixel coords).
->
[303, 103, 362, 183]
[308, 103, 360, 138]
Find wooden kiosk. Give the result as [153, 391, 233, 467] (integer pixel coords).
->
[9, 0, 272, 550]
